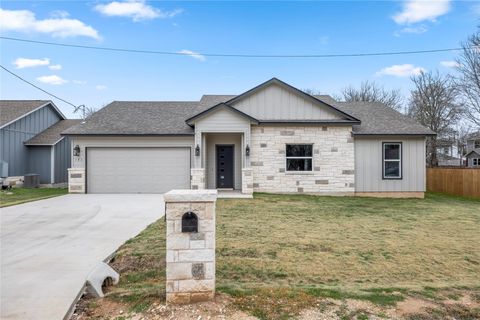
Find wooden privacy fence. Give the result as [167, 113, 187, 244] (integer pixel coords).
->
[427, 168, 480, 198]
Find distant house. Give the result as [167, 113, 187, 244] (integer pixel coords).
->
[436, 138, 462, 166]
[0, 100, 81, 184]
[465, 131, 480, 167]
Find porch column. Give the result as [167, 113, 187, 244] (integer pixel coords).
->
[191, 130, 206, 189]
[241, 128, 253, 194]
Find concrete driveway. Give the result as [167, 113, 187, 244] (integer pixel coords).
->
[1, 194, 164, 320]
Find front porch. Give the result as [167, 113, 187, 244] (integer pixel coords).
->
[191, 131, 253, 195]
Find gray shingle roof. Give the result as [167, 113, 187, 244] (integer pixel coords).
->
[63, 101, 200, 135]
[24, 120, 83, 145]
[466, 148, 480, 157]
[333, 102, 435, 135]
[62, 95, 435, 136]
[1, 100, 51, 127]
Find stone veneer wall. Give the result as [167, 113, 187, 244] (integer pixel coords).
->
[68, 168, 85, 193]
[250, 125, 355, 194]
[165, 190, 217, 304]
[241, 168, 253, 194]
[190, 168, 205, 190]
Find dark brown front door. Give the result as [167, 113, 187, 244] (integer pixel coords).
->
[216, 145, 234, 188]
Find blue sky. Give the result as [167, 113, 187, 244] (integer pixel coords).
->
[0, 0, 478, 118]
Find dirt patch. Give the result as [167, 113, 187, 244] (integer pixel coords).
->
[72, 293, 257, 320]
[394, 297, 438, 316]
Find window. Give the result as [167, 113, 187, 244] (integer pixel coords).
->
[286, 144, 313, 171]
[383, 142, 402, 179]
[475, 140, 480, 149]
[474, 158, 479, 166]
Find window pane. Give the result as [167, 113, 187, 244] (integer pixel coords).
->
[384, 161, 400, 177]
[286, 145, 312, 157]
[287, 159, 312, 171]
[384, 144, 400, 160]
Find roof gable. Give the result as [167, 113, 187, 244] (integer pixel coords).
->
[0, 100, 65, 129]
[226, 78, 360, 122]
[186, 103, 258, 125]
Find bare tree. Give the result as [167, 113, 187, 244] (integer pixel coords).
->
[340, 81, 404, 111]
[84, 106, 98, 118]
[456, 27, 480, 126]
[408, 71, 463, 166]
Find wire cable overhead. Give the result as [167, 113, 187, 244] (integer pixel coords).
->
[0, 36, 473, 59]
[0, 64, 86, 116]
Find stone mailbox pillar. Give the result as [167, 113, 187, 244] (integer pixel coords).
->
[164, 189, 217, 304]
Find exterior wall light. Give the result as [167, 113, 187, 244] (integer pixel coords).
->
[246, 145, 250, 156]
[195, 144, 200, 156]
[73, 145, 81, 157]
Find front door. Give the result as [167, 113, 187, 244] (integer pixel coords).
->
[216, 145, 234, 189]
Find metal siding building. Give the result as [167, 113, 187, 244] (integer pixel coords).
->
[1, 101, 79, 184]
[0, 104, 61, 177]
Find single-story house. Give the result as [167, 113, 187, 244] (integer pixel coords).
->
[63, 78, 435, 197]
[0, 100, 81, 184]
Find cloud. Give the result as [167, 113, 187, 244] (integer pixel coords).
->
[37, 75, 68, 85]
[49, 64, 62, 70]
[73, 80, 87, 85]
[376, 64, 426, 77]
[94, 0, 182, 21]
[13, 58, 50, 69]
[394, 25, 428, 36]
[393, 0, 451, 24]
[440, 60, 460, 68]
[177, 49, 206, 61]
[0, 8, 100, 39]
[95, 85, 107, 90]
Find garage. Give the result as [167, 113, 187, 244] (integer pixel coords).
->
[86, 147, 191, 193]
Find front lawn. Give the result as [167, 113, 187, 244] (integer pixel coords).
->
[0, 187, 68, 207]
[77, 193, 480, 319]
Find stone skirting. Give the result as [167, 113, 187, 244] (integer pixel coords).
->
[355, 192, 425, 199]
[241, 168, 253, 194]
[190, 168, 206, 190]
[165, 190, 217, 304]
[68, 168, 85, 193]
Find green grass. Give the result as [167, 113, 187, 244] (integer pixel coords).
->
[0, 187, 68, 207]
[98, 192, 480, 319]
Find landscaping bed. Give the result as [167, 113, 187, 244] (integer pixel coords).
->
[0, 187, 68, 207]
[72, 193, 480, 319]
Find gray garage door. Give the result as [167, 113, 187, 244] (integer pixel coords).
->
[87, 147, 190, 193]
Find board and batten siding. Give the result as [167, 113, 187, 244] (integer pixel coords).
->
[27, 146, 52, 184]
[0, 104, 61, 176]
[205, 133, 242, 190]
[231, 83, 343, 120]
[54, 136, 72, 183]
[354, 137, 426, 192]
[71, 136, 195, 169]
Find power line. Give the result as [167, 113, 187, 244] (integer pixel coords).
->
[0, 64, 81, 110]
[0, 36, 470, 59]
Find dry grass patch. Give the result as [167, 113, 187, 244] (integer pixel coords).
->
[72, 192, 480, 320]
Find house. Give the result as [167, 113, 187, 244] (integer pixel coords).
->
[0, 100, 81, 185]
[63, 78, 435, 197]
[436, 138, 462, 166]
[465, 131, 480, 167]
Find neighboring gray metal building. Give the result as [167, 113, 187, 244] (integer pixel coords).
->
[0, 100, 81, 184]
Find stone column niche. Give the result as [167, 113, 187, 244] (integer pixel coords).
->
[164, 189, 217, 304]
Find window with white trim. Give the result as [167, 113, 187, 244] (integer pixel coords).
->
[473, 158, 479, 166]
[383, 142, 402, 179]
[475, 140, 480, 149]
[286, 144, 313, 171]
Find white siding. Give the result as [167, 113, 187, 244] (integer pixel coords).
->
[355, 137, 426, 192]
[195, 108, 251, 132]
[231, 83, 343, 120]
[71, 136, 195, 169]
[205, 133, 242, 190]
